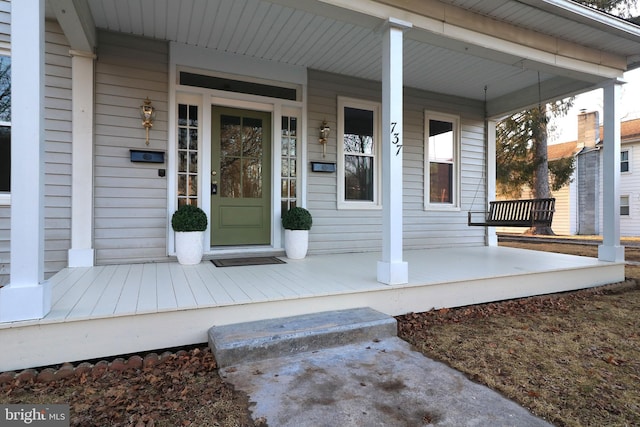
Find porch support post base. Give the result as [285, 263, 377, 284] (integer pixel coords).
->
[377, 261, 408, 285]
[598, 245, 625, 263]
[68, 248, 95, 268]
[0, 281, 51, 322]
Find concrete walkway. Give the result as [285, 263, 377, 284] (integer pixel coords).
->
[210, 308, 552, 426]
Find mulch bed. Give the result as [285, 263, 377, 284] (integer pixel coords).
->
[0, 347, 257, 427]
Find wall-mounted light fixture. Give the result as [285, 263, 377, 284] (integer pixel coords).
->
[319, 120, 330, 158]
[140, 97, 156, 146]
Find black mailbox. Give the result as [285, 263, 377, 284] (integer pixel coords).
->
[130, 150, 165, 163]
[311, 161, 336, 173]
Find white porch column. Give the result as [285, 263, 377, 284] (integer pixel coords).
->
[68, 51, 96, 267]
[0, 0, 51, 322]
[598, 78, 625, 262]
[486, 119, 498, 246]
[377, 18, 411, 285]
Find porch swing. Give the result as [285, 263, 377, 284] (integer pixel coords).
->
[467, 197, 555, 227]
[467, 77, 555, 228]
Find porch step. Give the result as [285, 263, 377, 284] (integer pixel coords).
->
[208, 307, 397, 367]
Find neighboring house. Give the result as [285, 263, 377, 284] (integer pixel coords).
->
[0, 0, 639, 369]
[496, 139, 582, 235]
[578, 114, 640, 236]
[500, 112, 640, 236]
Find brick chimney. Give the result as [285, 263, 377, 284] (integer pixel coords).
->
[577, 110, 599, 149]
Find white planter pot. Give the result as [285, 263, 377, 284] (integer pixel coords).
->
[284, 229, 309, 259]
[175, 231, 204, 265]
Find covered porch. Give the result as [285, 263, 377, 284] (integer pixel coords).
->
[2, 0, 639, 352]
[0, 246, 624, 372]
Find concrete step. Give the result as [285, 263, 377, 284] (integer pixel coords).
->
[208, 307, 397, 367]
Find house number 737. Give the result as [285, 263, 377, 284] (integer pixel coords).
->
[390, 122, 402, 156]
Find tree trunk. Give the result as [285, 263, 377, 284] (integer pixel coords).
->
[528, 105, 555, 235]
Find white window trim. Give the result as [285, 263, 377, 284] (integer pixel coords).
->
[281, 107, 303, 214]
[424, 110, 460, 211]
[621, 147, 631, 174]
[169, 42, 308, 254]
[620, 194, 630, 217]
[337, 97, 381, 210]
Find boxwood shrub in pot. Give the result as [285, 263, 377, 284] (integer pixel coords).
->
[172, 204, 208, 265]
[282, 207, 312, 259]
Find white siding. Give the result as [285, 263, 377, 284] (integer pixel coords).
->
[306, 70, 486, 254]
[618, 142, 640, 236]
[0, 15, 73, 282]
[550, 185, 571, 235]
[94, 31, 169, 264]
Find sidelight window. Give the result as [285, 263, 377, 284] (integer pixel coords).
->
[177, 103, 199, 207]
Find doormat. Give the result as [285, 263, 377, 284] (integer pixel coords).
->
[211, 257, 286, 267]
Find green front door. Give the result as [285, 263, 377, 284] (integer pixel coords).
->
[211, 107, 272, 246]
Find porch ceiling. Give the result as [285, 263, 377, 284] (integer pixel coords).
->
[46, 0, 640, 118]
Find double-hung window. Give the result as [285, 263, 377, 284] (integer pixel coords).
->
[621, 195, 630, 216]
[0, 54, 10, 204]
[425, 111, 459, 209]
[621, 149, 630, 173]
[338, 97, 380, 208]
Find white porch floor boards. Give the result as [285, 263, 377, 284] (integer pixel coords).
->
[0, 246, 625, 372]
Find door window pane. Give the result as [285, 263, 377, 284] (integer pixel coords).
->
[243, 117, 263, 158]
[243, 158, 263, 198]
[221, 157, 241, 198]
[220, 115, 265, 198]
[221, 115, 241, 157]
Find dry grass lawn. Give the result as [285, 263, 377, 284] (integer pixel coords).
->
[398, 240, 640, 427]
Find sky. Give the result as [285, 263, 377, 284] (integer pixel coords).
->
[549, 67, 640, 144]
